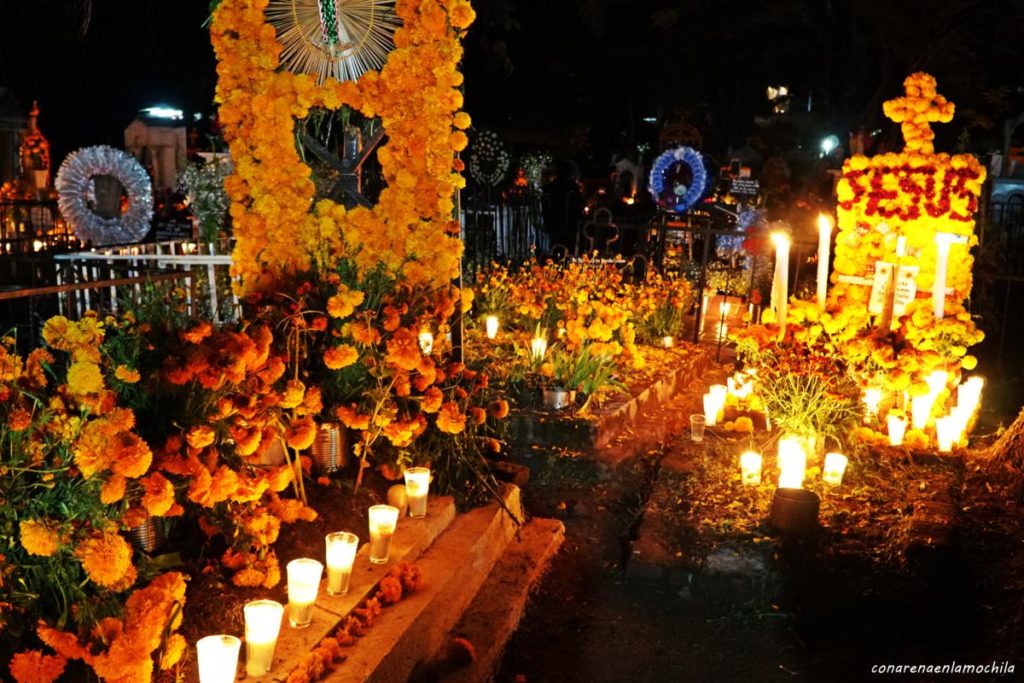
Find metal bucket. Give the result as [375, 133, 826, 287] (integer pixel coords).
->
[311, 422, 348, 474]
[129, 517, 165, 554]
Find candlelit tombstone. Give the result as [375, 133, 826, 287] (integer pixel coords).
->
[368, 505, 400, 564]
[243, 600, 284, 677]
[324, 532, 359, 596]
[485, 315, 499, 339]
[822, 452, 849, 486]
[404, 467, 431, 518]
[197, 635, 241, 683]
[286, 559, 323, 628]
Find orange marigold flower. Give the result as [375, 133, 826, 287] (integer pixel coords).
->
[285, 416, 317, 450]
[100, 475, 127, 505]
[326, 287, 365, 319]
[469, 406, 487, 425]
[37, 622, 92, 662]
[66, 361, 103, 396]
[280, 379, 306, 409]
[109, 432, 153, 479]
[182, 321, 213, 344]
[8, 407, 31, 431]
[422, 387, 443, 413]
[187, 425, 216, 450]
[324, 344, 359, 370]
[488, 399, 510, 419]
[159, 633, 186, 670]
[114, 365, 141, 384]
[449, 0, 476, 29]
[75, 531, 133, 589]
[141, 473, 176, 517]
[9, 650, 66, 683]
[336, 405, 370, 430]
[386, 329, 422, 371]
[19, 520, 61, 557]
[436, 402, 466, 434]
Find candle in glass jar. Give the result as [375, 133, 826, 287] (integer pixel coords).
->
[740, 451, 762, 486]
[530, 336, 547, 361]
[368, 505, 400, 564]
[404, 467, 431, 518]
[662, 335, 674, 349]
[324, 532, 359, 596]
[777, 437, 806, 489]
[822, 452, 848, 486]
[702, 392, 721, 427]
[935, 416, 958, 453]
[911, 393, 935, 431]
[887, 413, 907, 446]
[197, 635, 241, 683]
[286, 558, 323, 628]
[243, 600, 283, 676]
[485, 315, 499, 339]
[418, 331, 434, 354]
[863, 388, 882, 422]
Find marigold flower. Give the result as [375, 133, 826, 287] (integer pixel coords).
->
[187, 425, 216, 450]
[280, 379, 306, 409]
[436, 401, 466, 434]
[8, 407, 31, 431]
[100, 475, 127, 505]
[9, 650, 66, 683]
[324, 344, 359, 370]
[75, 531, 133, 589]
[326, 287, 365, 319]
[160, 633, 186, 670]
[141, 472, 176, 517]
[114, 365, 141, 383]
[285, 416, 317, 450]
[488, 399, 510, 419]
[66, 361, 104, 395]
[37, 623, 91, 662]
[19, 520, 61, 557]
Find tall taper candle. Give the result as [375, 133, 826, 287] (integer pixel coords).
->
[816, 214, 832, 308]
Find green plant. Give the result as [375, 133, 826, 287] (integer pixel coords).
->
[758, 373, 862, 450]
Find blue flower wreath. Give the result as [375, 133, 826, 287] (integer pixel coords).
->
[648, 146, 707, 213]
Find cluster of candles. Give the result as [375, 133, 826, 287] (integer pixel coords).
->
[702, 370, 756, 428]
[875, 374, 983, 451]
[738, 437, 849, 489]
[196, 468, 432, 682]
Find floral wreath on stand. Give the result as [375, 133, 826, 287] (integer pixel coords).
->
[55, 145, 154, 246]
[648, 145, 707, 213]
[468, 129, 511, 187]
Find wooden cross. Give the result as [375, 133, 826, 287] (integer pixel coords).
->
[301, 126, 385, 209]
[882, 73, 955, 154]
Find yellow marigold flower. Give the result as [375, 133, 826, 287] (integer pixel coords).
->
[326, 287, 365, 319]
[436, 402, 466, 434]
[324, 345, 359, 370]
[66, 361, 103, 396]
[19, 520, 61, 557]
[9, 650, 66, 683]
[41, 316, 71, 349]
[279, 379, 306, 409]
[75, 532, 133, 588]
[187, 425, 216, 450]
[114, 365, 141, 383]
[160, 633, 186, 670]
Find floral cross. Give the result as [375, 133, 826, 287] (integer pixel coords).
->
[882, 72, 955, 155]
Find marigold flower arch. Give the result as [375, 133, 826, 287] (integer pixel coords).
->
[211, 0, 476, 294]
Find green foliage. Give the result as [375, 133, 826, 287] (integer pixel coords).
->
[758, 373, 862, 450]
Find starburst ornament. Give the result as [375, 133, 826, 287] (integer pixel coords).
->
[266, 0, 399, 83]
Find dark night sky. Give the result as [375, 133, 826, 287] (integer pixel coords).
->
[1, 0, 1022, 174]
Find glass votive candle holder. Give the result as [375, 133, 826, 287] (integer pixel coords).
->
[485, 315, 499, 339]
[689, 414, 706, 443]
[935, 416, 958, 453]
[740, 451, 762, 486]
[662, 335, 674, 348]
[325, 532, 359, 596]
[777, 436, 807, 489]
[822, 452, 848, 486]
[368, 505, 400, 564]
[243, 599, 283, 677]
[197, 634, 241, 683]
[286, 558, 323, 628]
[418, 331, 434, 354]
[404, 467, 431, 518]
[887, 413, 907, 446]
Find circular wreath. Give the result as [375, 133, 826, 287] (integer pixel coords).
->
[649, 146, 708, 213]
[56, 145, 154, 246]
[469, 129, 511, 187]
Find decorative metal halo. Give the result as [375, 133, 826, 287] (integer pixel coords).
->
[266, 0, 399, 83]
[469, 130, 510, 187]
[649, 146, 708, 213]
[56, 145, 154, 246]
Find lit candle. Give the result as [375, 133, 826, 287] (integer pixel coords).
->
[286, 558, 323, 628]
[863, 388, 882, 422]
[368, 505, 400, 565]
[197, 635, 241, 683]
[935, 416, 958, 453]
[822, 452, 848, 486]
[662, 335, 674, 349]
[816, 214, 833, 308]
[770, 232, 791, 329]
[485, 315, 499, 339]
[925, 370, 948, 398]
[777, 436, 806, 489]
[887, 413, 907, 446]
[324, 532, 359, 596]
[933, 233, 956, 320]
[530, 335, 548, 361]
[740, 451, 762, 486]
[710, 384, 727, 405]
[911, 393, 934, 431]
[418, 331, 434, 354]
[404, 467, 431, 518]
[243, 600, 284, 677]
[703, 392, 720, 427]
[957, 376, 984, 416]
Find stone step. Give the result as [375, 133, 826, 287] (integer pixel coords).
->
[507, 346, 713, 452]
[253, 495, 459, 682]
[426, 517, 566, 683]
[326, 485, 525, 682]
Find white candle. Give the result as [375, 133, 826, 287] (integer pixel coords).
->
[325, 532, 359, 596]
[863, 388, 882, 422]
[770, 232, 791, 328]
[404, 467, 431, 518]
[703, 392, 720, 427]
[887, 413, 907, 446]
[822, 452, 848, 486]
[485, 315, 499, 339]
[935, 416, 958, 452]
[418, 331, 434, 354]
[957, 376, 984, 416]
[368, 505, 400, 564]
[243, 600, 284, 677]
[710, 384, 727, 404]
[740, 451, 762, 486]
[925, 370, 948, 398]
[817, 214, 833, 308]
[662, 335, 674, 349]
[933, 233, 956, 320]
[286, 559, 323, 628]
[911, 393, 935, 431]
[530, 336, 547, 361]
[777, 436, 806, 489]
[197, 635, 241, 683]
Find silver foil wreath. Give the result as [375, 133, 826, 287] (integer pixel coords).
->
[56, 145, 154, 246]
[469, 129, 510, 187]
